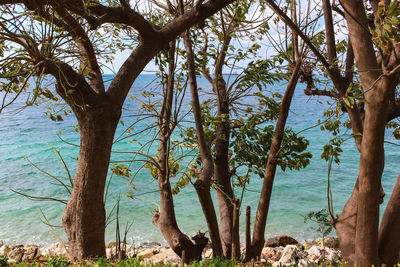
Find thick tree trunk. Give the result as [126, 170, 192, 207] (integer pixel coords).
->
[63, 104, 120, 259]
[378, 175, 400, 266]
[153, 182, 207, 263]
[245, 60, 301, 261]
[354, 100, 387, 266]
[214, 78, 234, 258]
[335, 180, 358, 264]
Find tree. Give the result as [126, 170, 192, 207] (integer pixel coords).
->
[265, 0, 400, 265]
[0, 0, 237, 259]
[180, 0, 312, 260]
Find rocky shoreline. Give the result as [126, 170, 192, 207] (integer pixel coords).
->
[0, 236, 341, 266]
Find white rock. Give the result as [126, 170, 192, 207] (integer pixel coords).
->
[262, 246, 284, 263]
[106, 248, 113, 258]
[327, 249, 341, 262]
[298, 259, 311, 267]
[203, 248, 213, 259]
[0, 245, 10, 256]
[306, 245, 335, 263]
[276, 245, 304, 266]
[137, 248, 157, 259]
[126, 246, 137, 257]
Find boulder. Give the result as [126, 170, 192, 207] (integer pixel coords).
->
[0, 245, 10, 256]
[203, 248, 213, 259]
[261, 246, 284, 264]
[265, 235, 299, 247]
[314, 237, 338, 248]
[149, 248, 180, 265]
[7, 246, 24, 262]
[306, 245, 340, 263]
[303, 241, 315, 250]
[22, 245, 41, 260]
[125, 245, 137, 257]
[137, 248, 158, 259]
[274, 245, 305, 266]
[47, 243, 68, 257]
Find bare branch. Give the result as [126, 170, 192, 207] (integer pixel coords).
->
[304, 87, 339, 98]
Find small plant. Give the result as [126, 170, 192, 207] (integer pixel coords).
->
[304, 209, 334, 238]
[93, 257, 109, 267]
[190, 257, 239, 267]
[0, 256, 8, 267]
[46, 257, 70, 267]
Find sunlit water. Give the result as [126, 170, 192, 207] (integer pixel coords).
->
[0, 74, 399, 246]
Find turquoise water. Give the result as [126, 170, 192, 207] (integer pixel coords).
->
[0, 74, 399, 246]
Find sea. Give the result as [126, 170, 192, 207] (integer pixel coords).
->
[0, 74, 399, 247]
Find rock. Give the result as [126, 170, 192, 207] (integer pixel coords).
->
[327, 249, 341, 262]
[278, 245, 304, 266]
[0, 245, 10, 256]
[306, 245, 339, 263]
[265, 235, 299, 247]
[106, 247, 113, 258]
[137, 248, 157, 259]
[45, 243, 68, 257]
[314, 237, 338, 248]
[261, 246, 284, 264]
[303, 241, 315, 250]
[23, 245, 41, 260]
[149, 248, 180, 265]
[203, 248, 213, 259]
[298, 258, 311, 267]
[7, 246, 24, 262]
[126, 245, 137, 257]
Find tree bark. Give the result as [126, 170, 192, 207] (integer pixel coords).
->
[214, 77, 234, 258]
[378, 175, 400, 266]
[63, 102, 120, 259]
[245, 60, 301, 261]
[152, 42, 208, 263]
[342, 0, 393, 264]
[335, 179, 358, 264]
[183, 31, 223, 257]
[231, 199, 240, 260]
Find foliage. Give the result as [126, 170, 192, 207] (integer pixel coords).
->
[304, 209, 334, 238]
[0, 256, 7, 266]
[373, 1, 400, 55]
[46, 257, 70, 267]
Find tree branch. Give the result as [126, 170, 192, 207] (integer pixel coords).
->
[49, 0, 104, 93]
[304, 87, 339, 98]
[322, 0, 337, 67]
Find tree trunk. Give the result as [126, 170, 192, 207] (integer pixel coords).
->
[152, 42, 208, 263]
[378, 175, 400, 266]
[183, 31, 223, 257]
[63, 104, 120, 259]
[245, 60, 301, 261]
[335, 179, 358, 264]
[231, 199, 240, 260]
[214, 78, 234, 258]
